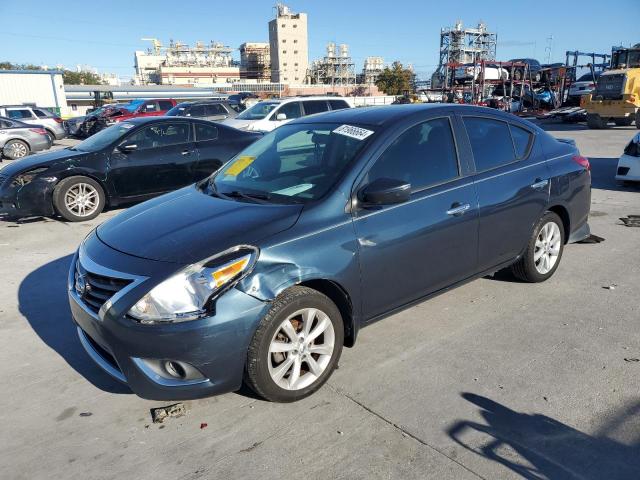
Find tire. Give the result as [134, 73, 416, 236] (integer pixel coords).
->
[635, 110, 640, 130]
[2, 139, 30, 160]
[245, 286, 344, 402]
[511, 211, 565, 283]
[586, 113, 606, 129]
[45, 130, 55, 144]
[614, 117, 633, 127]
[52, 176, 105, 222]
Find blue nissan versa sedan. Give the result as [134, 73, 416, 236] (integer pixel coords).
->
[68, 104, 591, 402]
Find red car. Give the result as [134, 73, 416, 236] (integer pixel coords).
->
[112, 99, 177, 122]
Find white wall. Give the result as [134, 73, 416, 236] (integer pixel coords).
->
[0, 72, 69, 116]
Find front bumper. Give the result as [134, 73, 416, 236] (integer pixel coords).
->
[0, 177, 56, 217]
[68, 233, 270, 400]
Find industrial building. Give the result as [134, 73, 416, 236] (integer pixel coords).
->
[359, 56, 385, 86]
[134, 38, 240, 86]
[0, 70, 69, 116]
[269, 3, 309, 84]
[240, 43, 271, 82]
[308, 43, 356, 87]
[432, 21, 497, 87]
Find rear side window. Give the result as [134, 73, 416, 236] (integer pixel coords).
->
[275, 102, 302, 120]
[510, 124, 533, 159]
[463, 117, 515, 171]
[33, 109, 53, 118]
[302, 101, 329, 115]
[367, 117, 459, 191]
[205, 104, 229, 116]
[158, 101, 174, 111]
[195, 123, 218, 141]
[143, 102, 160, 113]
[188, 105, 206, 117]
[329, 100, 349, 110]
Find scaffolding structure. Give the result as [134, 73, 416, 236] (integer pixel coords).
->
[432, 21, 497, 88]
[240, 43, 271, 82]
[141, 38, 236, 68]
[308, 43, 356, 87]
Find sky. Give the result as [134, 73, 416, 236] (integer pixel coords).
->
[1, 0, 638, 81]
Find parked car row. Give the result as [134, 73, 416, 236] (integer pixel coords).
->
[0, 116, 52, 159]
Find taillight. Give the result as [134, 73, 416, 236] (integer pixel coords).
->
[53, 117, 63, 123]
[29, 128, 47, 135]
[572, 155, 590, 171]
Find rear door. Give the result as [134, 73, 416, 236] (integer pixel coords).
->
[109, 121, 196, 198]
[193, 122, 224, 181]
[460, 115, 549, 271]
[204, 103, 231, 121]
[353, 115, 479, 319]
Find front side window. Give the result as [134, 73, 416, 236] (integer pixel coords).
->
[366, 117, 459, 191]
[143, 102, 159, 113]
[302, 101, 329, 115]
[211, 123, 372, 203]
[7, 109, 34, 120]
[123, 122, 190, 150]
[237, 102, 279, 120]
[463, 117, 515, 172]
[272, 102, 301, 121]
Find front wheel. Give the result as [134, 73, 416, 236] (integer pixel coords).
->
[245, 286, 344, 402]
[511, 211, 565, 282]
[52, 176, 105, 221]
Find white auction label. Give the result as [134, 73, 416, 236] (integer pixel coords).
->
[333, 124, 374, 141]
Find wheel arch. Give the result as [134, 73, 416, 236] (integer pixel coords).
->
[54, 172, 110, 206]
[3, 137, 32, 150]
[547, 204, 571, 244]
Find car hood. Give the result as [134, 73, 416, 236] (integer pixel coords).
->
[96, 185, 303, 264]
[220, 118, 255, 130]
[0, 148, 87, 176]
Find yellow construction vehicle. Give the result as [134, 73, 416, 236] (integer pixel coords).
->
[583, 44, 640, 129]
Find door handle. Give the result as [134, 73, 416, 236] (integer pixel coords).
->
[446, 203, 471, 216]
[530, 178, 549, 189]
[181, 149, 192, 156]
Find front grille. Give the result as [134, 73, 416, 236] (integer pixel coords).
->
[75, 261, 132, 314]
[617, 167, 630, 176]
[595, 74, 626, 100]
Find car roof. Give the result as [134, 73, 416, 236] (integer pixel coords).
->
[289, 104, 535, 129]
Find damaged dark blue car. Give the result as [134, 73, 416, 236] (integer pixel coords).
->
[69, 104, 591, 402]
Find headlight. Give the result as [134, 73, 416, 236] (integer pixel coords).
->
[11, 167, 49, 187]
[128, 246, 258, 324]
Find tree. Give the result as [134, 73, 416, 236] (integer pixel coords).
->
[0, 61, 104, 84]
[375, 61, 415, 96]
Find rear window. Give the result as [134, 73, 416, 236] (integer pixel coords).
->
[329, 100, 349, 110]
[302, 101, 329, 115]
[33, 108, 54, 118]
[463, 117, 515, 171]
[158, 101, 174, 111]
[577, 73, 598, 82]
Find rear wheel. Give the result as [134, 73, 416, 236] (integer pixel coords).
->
[586, 113, 606, 129]
[511, 211, 565, 283]
[614, 117, 633, 127]
[635, 110, 640, 129]
[52, 176, 105, 221]
[245, 286, 344, 402]
[45, 130, 55, 144]
[2, 139, 30, 159]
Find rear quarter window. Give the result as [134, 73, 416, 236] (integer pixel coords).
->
[329, 100, 349, 110]
[302, 101, 329, 115]
[463, 117, 515, 172]
[509, 124, 533, 159]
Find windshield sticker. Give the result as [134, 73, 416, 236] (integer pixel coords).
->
[273, 184, 314, 196]
[333, 124, 374, 141]
[225, 156, 256, 176]
[121, 123, 135, 129]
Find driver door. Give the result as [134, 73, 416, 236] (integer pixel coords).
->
[108, 122, 196, 199]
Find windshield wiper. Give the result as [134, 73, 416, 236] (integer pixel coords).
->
[220, 190, 272, 203]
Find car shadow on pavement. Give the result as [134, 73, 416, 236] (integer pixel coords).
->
[447, 392, 640, 480]
[19, 254, 131, 394]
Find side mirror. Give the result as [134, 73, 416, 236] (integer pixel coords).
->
[276, 113, 287, 121]
[118, 143, 138, 153]
[358, 178, 411, 206]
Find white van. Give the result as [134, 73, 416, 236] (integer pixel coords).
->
[222, 96, 352, 132]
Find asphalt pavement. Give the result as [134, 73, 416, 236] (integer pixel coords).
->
[1, 124, 639, 480]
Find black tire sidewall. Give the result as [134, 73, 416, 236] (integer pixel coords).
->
[52, 176, 105, 222]
[247, 287, 344, 402]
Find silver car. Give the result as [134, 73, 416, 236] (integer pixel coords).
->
[0, 106, 67, 143]
[0, 116, 51, 160]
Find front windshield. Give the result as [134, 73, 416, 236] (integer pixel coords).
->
[166, 105, 187, 116]
[73, 123, 136, 152]
[236, 102, 278, 120]
[210, 122, 374, 203]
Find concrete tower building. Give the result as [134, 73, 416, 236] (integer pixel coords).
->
[269, 3, 308, 84]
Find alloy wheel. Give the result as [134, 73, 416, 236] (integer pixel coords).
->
[267, 308, 335, 391]
[7, 142, 28, 158]
[534, 221, 561, 274]
[64, 183, 99, 217]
